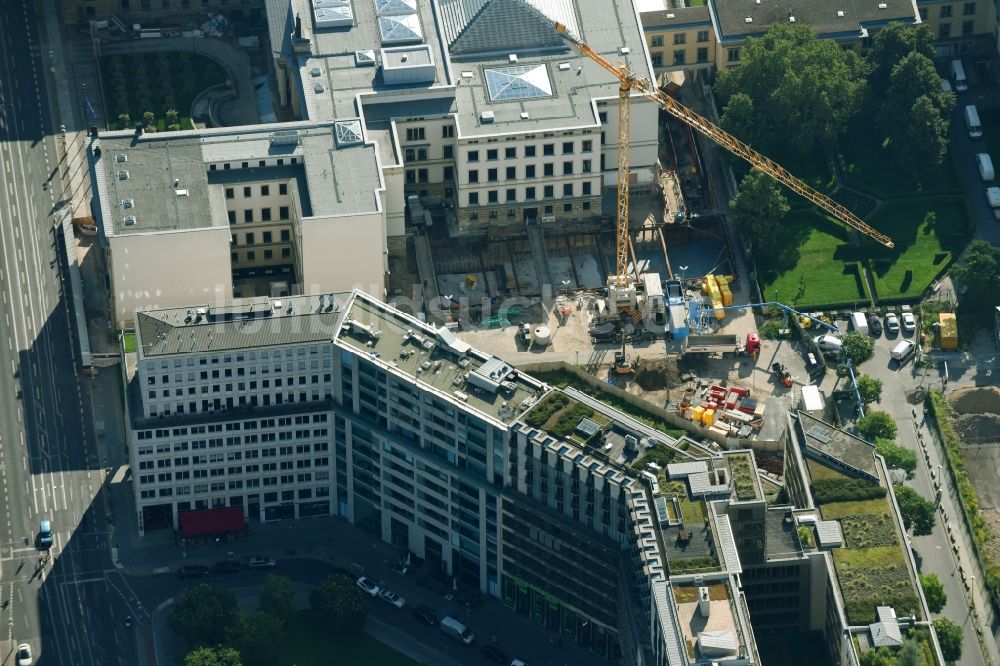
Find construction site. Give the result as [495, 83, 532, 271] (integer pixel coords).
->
[385, 26, 898, 446]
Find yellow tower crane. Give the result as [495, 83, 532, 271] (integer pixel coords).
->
[553, 24, 895, 300]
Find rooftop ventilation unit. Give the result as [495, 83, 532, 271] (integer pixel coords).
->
[122, 198, 135, 208]
[314, 83, 325, 93]
[837, 9, 845, 16]
[461, 70, 474, 78]
[175, 189, 189, 196]
[666, 12, 675, 17]
[619, 46, 630, 55]
[508, 53, 518, 63]
[520, 112, 530, 119]
[123, 215, 136, 226]
[788, 15, 795, 21]
[271, 130, 301, 147]
[118, 170, 129, 180]
[115, 153, 127, 163]
[558, 62, 570, 70]
[877, 1, 887, 7]
[744, 16, 753, 22]
[480, 111, 495, 123]
[310, 67, 322, 77]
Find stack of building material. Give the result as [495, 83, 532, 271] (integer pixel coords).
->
[702, 275, 725, 320]
[716, 274, 734, 307]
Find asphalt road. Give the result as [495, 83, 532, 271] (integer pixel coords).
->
[0, 1, 133, 664]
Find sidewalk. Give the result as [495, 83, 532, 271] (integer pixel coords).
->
[120, 515, 610, 666]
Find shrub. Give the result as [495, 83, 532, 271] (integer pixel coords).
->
[523, 393, 569, 428]
[549, 403, 595, 438]
[811, 477, 887, 504]
[841, 514, 898, 549]
[669, 556, 719, 575]
[857, 411, 898, 441]
[874, 438, 917, 476]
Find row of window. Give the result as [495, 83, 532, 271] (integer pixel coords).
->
[232, 248, 291, 263]
[227, 207, 291, 224]
[148, 373, 330, 399]
[209, 157, 297, 172]
[468, 181, 593, 205]
[147, 390, 332, 417]
[652, 48, 711, 67]
[649, 30, 710, 47]
[232, 229, 291, 245]
[466, 201, 592, 221]
[147, 364, 325, 385]
[139, 483, 331, 501]
[468, 160, 592, 183]
[136, 413, 328, 441]
[467, 141, 593, 162]
[144, 347, 327, 373]
[225, 184, 289, 199]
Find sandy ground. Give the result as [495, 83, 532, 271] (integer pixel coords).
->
[949, 387, 1000, 509]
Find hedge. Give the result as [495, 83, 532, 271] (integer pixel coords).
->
[523, 393, 569, 428]
[669, 556, 719, 575]
[925, 391, 1000, 606]
[549, 403, 595, 438]
[811, 478, 887, 505]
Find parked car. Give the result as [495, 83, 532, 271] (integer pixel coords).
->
[869, 316, 882, 337]
[213, 560, 242, 574]
[813, 334, 843, 352]
[356, 576, 380, 597]
[37, 520, 52, 550]
[884, 312, 900, 333]
[177, 565, 210, 578]
[379, 589, 406, 608]
[248, 556, 276, 569]
[890, 339, 917, 363]
[480, 644, 507, 663]
[16, 643, 32, 666]
[901, 308, 916, 333]
[412, 605, 439, 626]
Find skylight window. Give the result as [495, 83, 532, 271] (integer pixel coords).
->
[484, 64, 552, 102]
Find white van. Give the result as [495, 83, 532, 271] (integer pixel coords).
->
[850, 312, 869, 336]
[814, 334, 843, 352]
[951, 59, 968, 92]
[977, 153, 994, 181]
[986, 187, 1000, 219]
[440, 616, 474, 644]
[890, 339, 916, 362]
[965, 104, 982, 139]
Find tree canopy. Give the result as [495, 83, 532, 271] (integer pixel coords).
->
[169, 584, 241, 648]
[231, 612, 284, 666]
[919, 572, 947, 613]
[875, 438, 917, 476]
[717, 24, 867, 155]
[729, 169, 790, 256]
[841, 332, 875, 367]
[951, 241, 1000, 307]
[894, 484, 936, 536]
[259, 575, 297, 624]
[857, 410, 897, 441]
[309, 575, 370, 634]
[855, 374, 883, 405]
[867, 23, 936, 96]
[184, 647, 243, 666]
[933, 617, 963, 663]
[879, 52, 954, 167]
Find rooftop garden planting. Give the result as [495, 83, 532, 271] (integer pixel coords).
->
[728, 453, 759, 501]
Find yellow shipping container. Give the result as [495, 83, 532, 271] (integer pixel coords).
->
[713, 299, 725, 319]
[939, 312, 958, 349]
[691, 406, 705, 423]
[703, 409, 715, 427]
[721, 287, 733, 307]
[703, 274, 717, 295]
[715, 275, 728, 286]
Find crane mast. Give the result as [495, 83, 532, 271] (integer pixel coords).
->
[554, 22, 895, 253]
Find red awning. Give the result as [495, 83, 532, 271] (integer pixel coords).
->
[179, 508, 245, 537]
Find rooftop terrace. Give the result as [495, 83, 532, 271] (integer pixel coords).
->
[336, 293, 543, 425]
[672, 580, 747, 662]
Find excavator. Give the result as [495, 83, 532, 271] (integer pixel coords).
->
[554, 22, 894, 334]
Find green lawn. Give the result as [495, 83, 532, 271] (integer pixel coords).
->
[679, 496, 707, 525]
[122, 331, 136, 353]
[283, 611, 423, 666]
[759, 211, 870, 309]
[819, 496, 891, 520]
[865, 196, 971, 301]
[100, 51, 228, 131]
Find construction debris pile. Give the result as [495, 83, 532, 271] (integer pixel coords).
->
[676, 380, 764, 439]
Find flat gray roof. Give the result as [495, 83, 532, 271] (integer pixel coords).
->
[135, 293, 352, 357]
[98, 137, 220, 236]
[336, 292, 544, 424]
[797, 411, 878, 480]
[709, 0, 917, 41]
[300, 130, 383, 216]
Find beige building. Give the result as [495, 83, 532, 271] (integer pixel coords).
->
[91, 121, 387, 327]
[639, 0, 996, 76]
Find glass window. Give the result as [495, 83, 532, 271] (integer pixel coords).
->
[673, 33, 686, 45]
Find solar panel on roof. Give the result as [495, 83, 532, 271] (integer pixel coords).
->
[808, 424, 832, 443]
[484, 64, 552, 102]
[654, 497, 670, 524]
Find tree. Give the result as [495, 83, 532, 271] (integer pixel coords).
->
[169, 584, 241, 648]
[259, 575, 297, 623]
[166, 108, 179, 124]
[855, 374, 882, 405]
[142, 110, 156, 127]
[934, 617, 963, 663]
[897, 639, 924, 666]
[720, 93, 762, 150]
[919, 572, 947, 613]
[117, 112, 131, 129]
[875, 438, 917, 476]
[867, 23, 936, 95]
[729, 169, 790, 256]
[898, 95, 951, 167]
[859, 646, 896, 666]
[184, 646, 243, 666]
[856, 410, 897, 440]
[894, 484, 936, 536]
[231, 612, 283, 666]
[951, 241, 1000, 306]
[841, 331, 875, 366]
[309, 575, 369, 633]
[716, 24, 868, 154]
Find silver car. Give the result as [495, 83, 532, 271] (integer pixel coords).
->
[884, 312, 900, 333]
